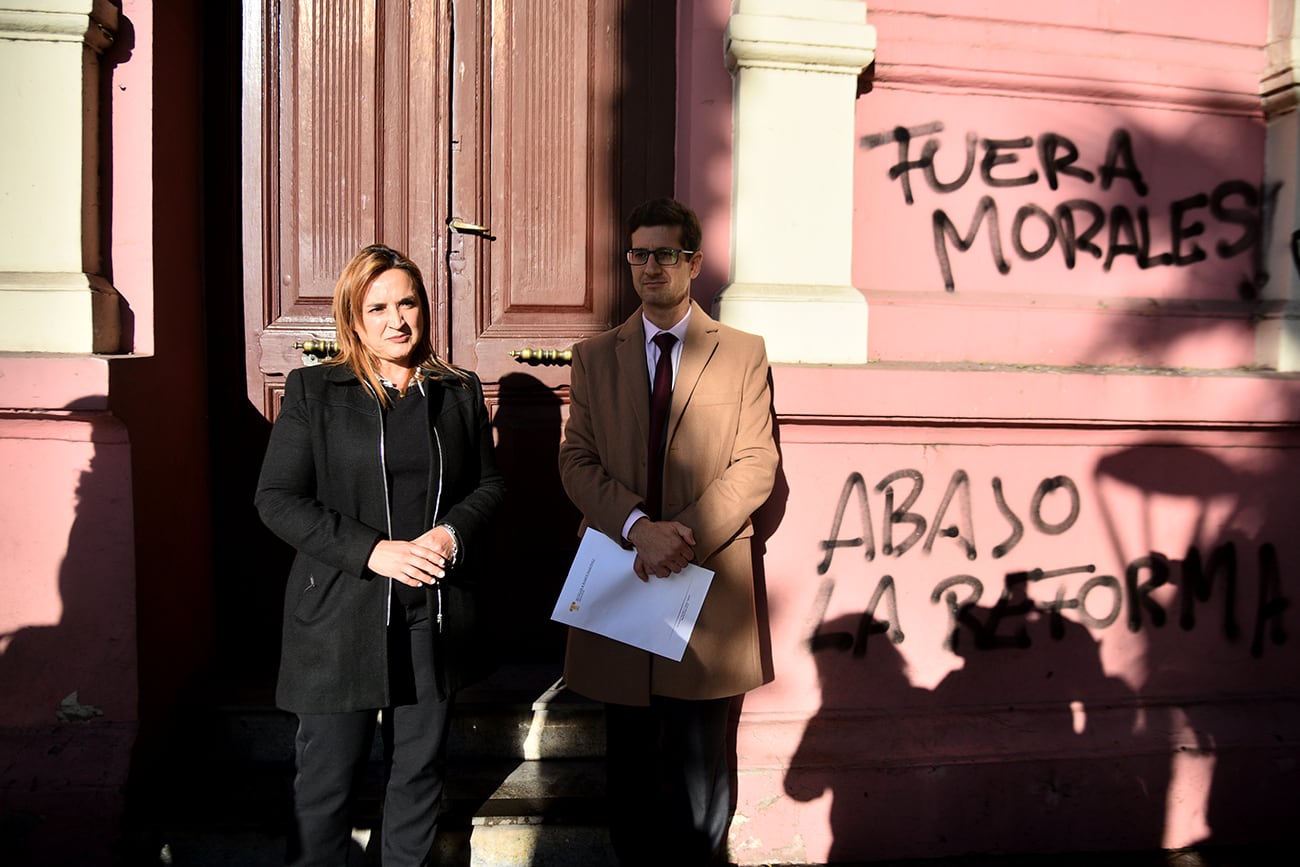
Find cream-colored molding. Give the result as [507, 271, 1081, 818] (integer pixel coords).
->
[0, 0, 119, 354]
[715, 0, 875, 364]
[0, 0, 115, 48]
[870, 11, 1264, 117]
[0, 272, 119, 353]
[1260, 0, 1300, 370]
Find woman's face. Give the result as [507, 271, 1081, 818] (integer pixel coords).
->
[354, 268, 424, 376]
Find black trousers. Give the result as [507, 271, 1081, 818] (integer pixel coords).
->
[604, 695, 735, 867]
[288, 604, 451, 867]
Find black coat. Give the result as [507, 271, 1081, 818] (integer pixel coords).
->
[255, 362, 505, 713]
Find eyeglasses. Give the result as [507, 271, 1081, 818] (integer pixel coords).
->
[625, 247, 696, 266]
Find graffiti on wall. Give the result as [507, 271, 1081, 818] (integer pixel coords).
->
[808, 468, 1291, 660]
[861, 123, 1269, 292]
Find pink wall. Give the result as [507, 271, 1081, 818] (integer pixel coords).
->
[107, 0, 215, 728]
[0, 403, 138, 730]
[856, 4, 1270, 368]
[0, 2, 212, 860]
[677, 0, 734, 304]
[736, 369, 1300, 863]
[679, 1, 1300, 863]
[0, 366, 139, 860]
[2, 1, 1292, 863]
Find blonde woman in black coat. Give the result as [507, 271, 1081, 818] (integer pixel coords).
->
[256, 244, 505, 866]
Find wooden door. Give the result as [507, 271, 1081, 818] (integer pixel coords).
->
[241, 0, 447, 414]
[241, 0, 675, 662]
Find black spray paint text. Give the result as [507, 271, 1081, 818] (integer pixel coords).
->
[812, 469, 1290, 659]
[861, 124, 1263, 291]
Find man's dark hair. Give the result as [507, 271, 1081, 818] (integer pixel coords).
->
[626, 197, 702, 252]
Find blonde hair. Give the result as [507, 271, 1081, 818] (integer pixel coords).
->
[330, 244, 468, 404]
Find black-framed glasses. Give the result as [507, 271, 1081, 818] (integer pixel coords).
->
[625, 247, 696, 266]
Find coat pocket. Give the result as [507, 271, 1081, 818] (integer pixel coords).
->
[290, 559, 342, 625]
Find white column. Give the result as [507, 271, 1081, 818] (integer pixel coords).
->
[715, 0, 875, 364]
[0, 1, 119, 353]
[1261, 0, 1300, 370]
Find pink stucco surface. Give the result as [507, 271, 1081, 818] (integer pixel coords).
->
[0, 1, 150, 730]
[0, 1, 149, 819]
[855, 34, 1268, 365]
[0, 413, 137, 727]
[679, 1, 1297, 863]
[111, 0, 155, 355]
[0, 6, 152, 856]
[678, 0, 735, 304]
[731, 367, 1300, 862]
[1, 0, 1292, 862]
[0, 355, 110, 410]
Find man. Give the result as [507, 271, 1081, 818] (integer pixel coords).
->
[558, 198, 779, 865]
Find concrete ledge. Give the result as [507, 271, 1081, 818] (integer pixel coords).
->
[715, 283, 868, 365]
[0, 273, 121, 354]
[770, 362, 1300, 429]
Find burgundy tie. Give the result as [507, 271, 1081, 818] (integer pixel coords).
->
[645, 331, 677, 521]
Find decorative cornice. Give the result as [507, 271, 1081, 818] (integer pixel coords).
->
[0, 1, 118, 52]
[877, 65, 1264, 117]
[725, 11, 876, 76]
[1262, 78, 1298, 117]
[866, 8, 1266, 117]
[770, 364, 1300, 431]
[1261, 35, 1300, 117]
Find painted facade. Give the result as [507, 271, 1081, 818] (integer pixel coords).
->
[1, 1, 1297, 863]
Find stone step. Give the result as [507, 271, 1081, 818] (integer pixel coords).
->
[123, 664, 614, 866]
[466, 757, 616, 867]
[453, 666, 605, 761]
[134, 757, 613, 867]
[203, 663, 603, 765]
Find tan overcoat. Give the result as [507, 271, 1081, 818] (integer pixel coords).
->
[558, 301, 779, 705]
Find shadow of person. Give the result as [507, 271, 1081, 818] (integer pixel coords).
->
[0, 425, 137, 866]
[728, 377, 788, 863]
[114, 392, 297, 867]
[750, 369, 789, 686]
[928, 575, 1163, 856]
[490, 372, 581, 665]
[784, 612, 929, 863]
[1095, 444, 1297, 856]
[210, 393, 291, 688]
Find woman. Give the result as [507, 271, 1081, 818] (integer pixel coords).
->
[255, 244, 505, 866]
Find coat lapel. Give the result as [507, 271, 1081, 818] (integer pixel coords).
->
[668, 301, 719, 443]
[615, 313, 652, 447]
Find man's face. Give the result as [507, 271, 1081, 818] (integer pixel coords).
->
[629, 224, 702, 318]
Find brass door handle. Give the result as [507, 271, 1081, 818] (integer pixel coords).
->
[447, 216, 497, 241]
[295, 339, 339, 360]
[510, 347, 572, 366]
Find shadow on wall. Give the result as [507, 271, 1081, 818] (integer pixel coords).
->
[730, 370, 790, 847]
[1093, 444, 1295, 849]
[210, 395, 289, 683]
[1062, 100, 1300, 853]
[856, 93, 1288, 369]
[0, 415, 138, 866]
[784, 437, 1298, 861]
[751, 368, 790, 686]
[1068, 107, 1280, 367]
[775, 80, 1300, 861]
[787, 571, 1162, 859]
[490, 372, 582, 664]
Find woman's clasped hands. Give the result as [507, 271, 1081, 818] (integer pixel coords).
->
[366, 525, 457, 587]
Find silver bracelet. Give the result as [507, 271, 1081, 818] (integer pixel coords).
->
[437, 522, 461, 564]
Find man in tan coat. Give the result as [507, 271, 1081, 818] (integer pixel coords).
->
[559, 198, 778, 865]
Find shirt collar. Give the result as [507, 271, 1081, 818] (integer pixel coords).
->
[642, 306, 691, 347]
[379, 368, 427, 396]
